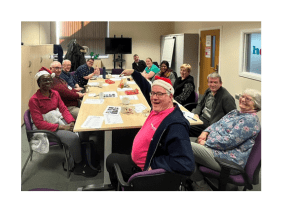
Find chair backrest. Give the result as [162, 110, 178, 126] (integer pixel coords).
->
[125, 169, 187, 191]
[195, 92, 199, 103]
[244, 130, 261, 183]
[111, 69, 123, 75]
[24, 110, 33, 131]
[153, 62, 159, 68]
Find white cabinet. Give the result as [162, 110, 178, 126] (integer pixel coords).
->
[161, 33, 199, 90]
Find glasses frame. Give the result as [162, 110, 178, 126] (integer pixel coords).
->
[149, 91, 168, 98]
[239, 94, 254, 103]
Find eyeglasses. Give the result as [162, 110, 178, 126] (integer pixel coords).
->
[239, 94, 253, 102]
[150, 91, 168, 97]
[160, 66, 167, 68]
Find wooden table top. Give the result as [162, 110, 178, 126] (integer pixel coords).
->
[73, 75, 202, 132]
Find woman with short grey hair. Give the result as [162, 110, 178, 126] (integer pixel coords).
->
[190, 88, 261, 191]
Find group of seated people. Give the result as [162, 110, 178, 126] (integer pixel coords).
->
[28, 53, 261, 190]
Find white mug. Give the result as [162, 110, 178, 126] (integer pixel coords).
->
[122, 97, 130, 105]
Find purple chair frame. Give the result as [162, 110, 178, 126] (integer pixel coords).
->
[22, 110, 71, 178]
[199, 131, 261, 191]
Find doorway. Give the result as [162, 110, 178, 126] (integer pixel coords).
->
[199, 29, 220, 95]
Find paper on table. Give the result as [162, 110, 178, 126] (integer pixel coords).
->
[84, 99, 104, 104]
[103, 106, 121, 116]
[88, 82, 99, 86]
[119, 95, 138, 100]
[126, 81, 136, 84]
[133, 103, 147, 113]
[103, 91, 118, 98]
[104, 114, 123, 125]
[81, 116, 104, 128]
[182, 111, 195, 120]
[88, 93, 97, 97]
[117, 87, 133, 92]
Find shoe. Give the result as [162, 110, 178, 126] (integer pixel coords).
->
[73, 162, 84, 175]
[74, 162, 98, 178]
[192, 182, 212, 191]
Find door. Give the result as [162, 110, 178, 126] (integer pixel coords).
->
[199, 29, 220, 95]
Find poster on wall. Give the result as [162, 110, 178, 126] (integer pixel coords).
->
[205, 47, 211, 58]
[206, 35, 211, 47]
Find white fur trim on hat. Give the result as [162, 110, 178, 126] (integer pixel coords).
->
[35, 71, 55, 80]
[152, 79, 174, 95]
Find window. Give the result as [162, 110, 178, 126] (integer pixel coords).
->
[56, 21, 109, 58]
[239, 28, 261, 81]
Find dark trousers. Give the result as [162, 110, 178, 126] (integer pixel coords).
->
[189, 116, 210, 137]
[106, 153, 142, 190]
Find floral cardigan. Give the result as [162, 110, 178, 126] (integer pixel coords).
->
[204, 109, 261, 168]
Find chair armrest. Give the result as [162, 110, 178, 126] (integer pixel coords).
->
[113, 163, 130, 188]
[215, 157, 245, 174]
[26, 130, 63, 148]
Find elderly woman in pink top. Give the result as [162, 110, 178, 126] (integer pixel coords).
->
[28, 68, 96, 177]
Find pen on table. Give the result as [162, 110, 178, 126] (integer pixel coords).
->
[187, 116, 197, 121]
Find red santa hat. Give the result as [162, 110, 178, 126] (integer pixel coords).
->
[152, 76, 174, 95]
[35, 67, 55, 80]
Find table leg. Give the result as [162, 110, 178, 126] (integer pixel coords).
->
[77, 130, 114, 191]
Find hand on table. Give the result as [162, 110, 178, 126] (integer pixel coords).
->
[77, 92, 86, 98]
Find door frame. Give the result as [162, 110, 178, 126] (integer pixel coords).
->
[196, 26, 222, 94]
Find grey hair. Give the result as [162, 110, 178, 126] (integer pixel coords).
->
[242, 89, 261, 112]
[62, 59, 71, 65]
[50, 61, 61, 67]
[207, 72, 222, 83]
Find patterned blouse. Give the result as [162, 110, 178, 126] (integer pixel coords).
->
[204, 109, 261, 168]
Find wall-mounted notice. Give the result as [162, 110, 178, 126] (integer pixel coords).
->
[205, 47, 211, 58]
[206, 35, 211, 47]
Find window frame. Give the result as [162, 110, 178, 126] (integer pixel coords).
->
[238, 28, 261, 81]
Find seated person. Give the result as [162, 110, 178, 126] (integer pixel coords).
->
[73, 58, 100, 88]
[106, 76, 195, 190]
[132, 54, 146, 73]
[190, 89, 261, 191]
[29, 68, 97, 177]
[60, 59, 83, 91]
[49, 62, 86, 120]
[141, 57, 160, 80]
[190, 72, 236, 137]
[121, 68, 195, 109]
[173, 64, 195, 105]
[151, 60, 176, 85]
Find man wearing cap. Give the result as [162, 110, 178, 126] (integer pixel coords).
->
[106, 70, 195, 190]
[50, 61, 85, 120]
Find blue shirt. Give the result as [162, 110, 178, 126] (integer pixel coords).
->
[60, 70, 77, 88]
[73, 63, 94, 87]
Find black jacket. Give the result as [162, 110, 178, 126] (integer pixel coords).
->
[194, 86, 236, 125]
[132, 60, 146, 73]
